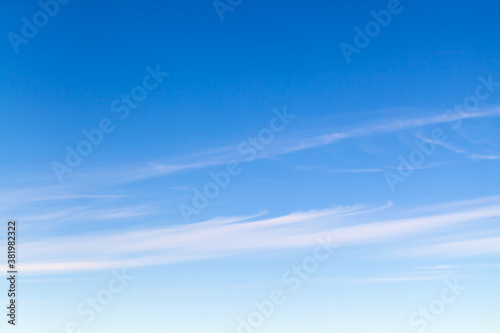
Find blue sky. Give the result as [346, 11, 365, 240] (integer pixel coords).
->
[1, 0, 500, 332]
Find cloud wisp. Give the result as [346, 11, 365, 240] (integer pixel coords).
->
[18, 197, 500, 274]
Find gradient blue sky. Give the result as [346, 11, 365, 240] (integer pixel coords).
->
[1, 0, 500, 332]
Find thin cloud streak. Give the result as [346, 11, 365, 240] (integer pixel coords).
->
[5, 108, 500, 200]
[277, 107, 500, 155]
[412, 236, 500, 258]
[43, 107, 500, 188]
[17, 198, 500, 274]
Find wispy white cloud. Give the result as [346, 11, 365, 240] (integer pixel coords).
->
[418, 135, 500, 161]
[349, 276, 446, 284]
[275, 107, 500, 155]
[296, 166, 384, 173]
[469, 154, 500, 160]
[331, 168, 385, 173]
[406, 196, 500, 215]
[112, 107, 500, 183]
[75, 161, 221, 186]
[411, 236, 500, 258]
[17, 198, 500, 274]
[0, 186, 127, 209]
[29, 106, 500, 189]
[414, 265, 460, 270]
[17, 205, 159, 224]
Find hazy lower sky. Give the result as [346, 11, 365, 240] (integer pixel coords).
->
[1, 1, 500, 332]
